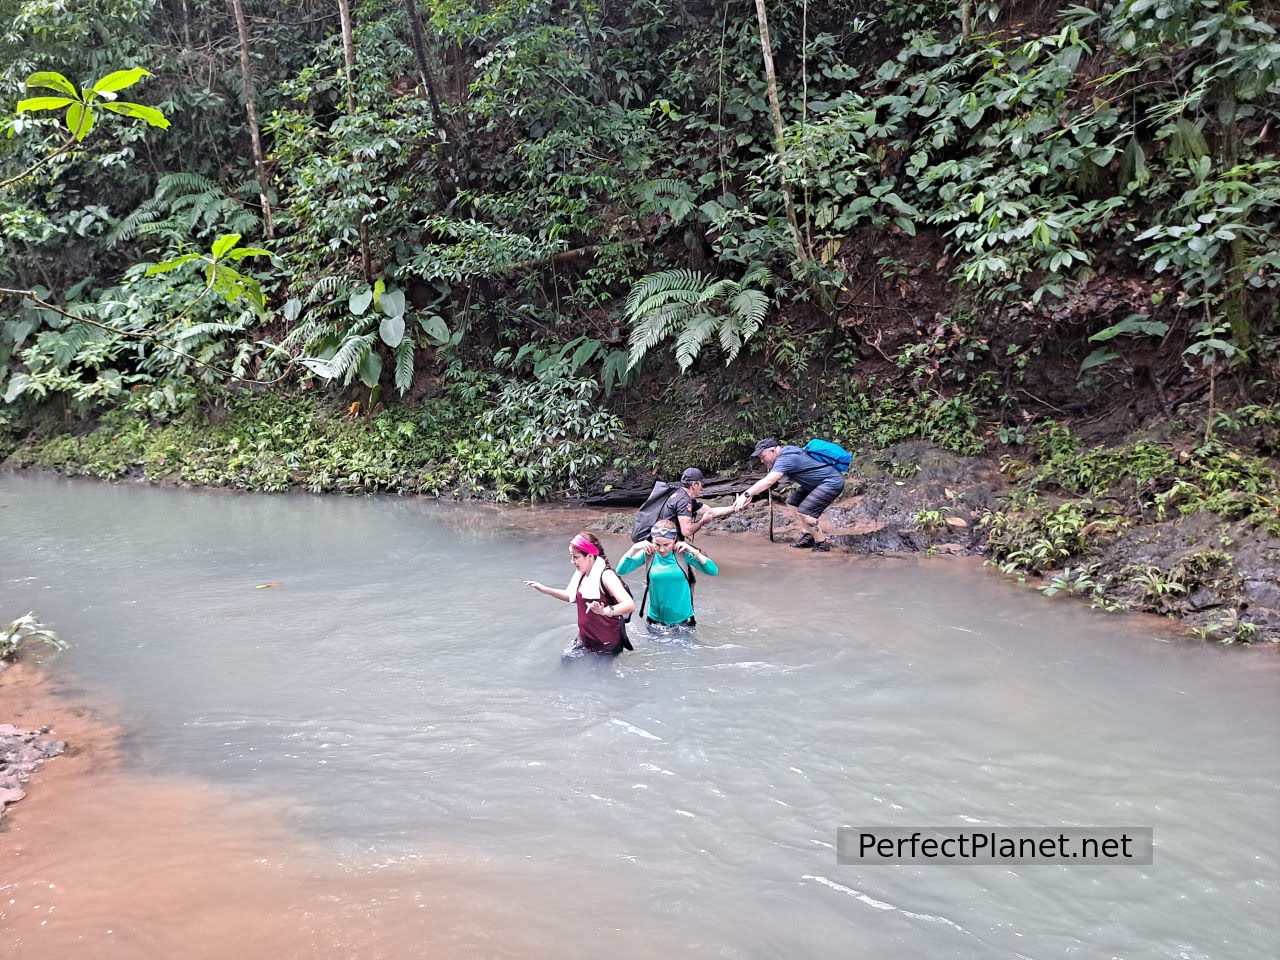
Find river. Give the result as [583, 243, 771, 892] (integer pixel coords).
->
[1, 472, 1276, 959]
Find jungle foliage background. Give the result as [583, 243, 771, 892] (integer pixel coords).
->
[1, 0, 1278, 503]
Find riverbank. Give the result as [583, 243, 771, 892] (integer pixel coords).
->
[0, 662, 84, 821]
[5, 390, 1278, 644]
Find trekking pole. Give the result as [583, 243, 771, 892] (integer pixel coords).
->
[767, 487, 774, 542]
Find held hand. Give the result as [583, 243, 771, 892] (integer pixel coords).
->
[674, 540, 689, 555]
[586, 600, 607, 616]
[642, 541, 657, 556]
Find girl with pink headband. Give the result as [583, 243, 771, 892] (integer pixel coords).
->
[524, 531, 636, 655]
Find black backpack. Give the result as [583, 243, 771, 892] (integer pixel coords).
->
[630, 481, 681, 542]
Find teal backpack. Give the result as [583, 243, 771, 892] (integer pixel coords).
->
[804, 438, 852, 473]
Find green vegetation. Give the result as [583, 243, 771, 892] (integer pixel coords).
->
[1, 613, 67, 660]
[2, 1, 1276, 450]
[1, 1, 1277, 643]
[11, 384, 625, 499]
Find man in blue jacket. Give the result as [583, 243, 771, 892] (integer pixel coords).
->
[734, 438, 844, 551]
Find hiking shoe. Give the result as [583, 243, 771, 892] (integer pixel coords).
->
[810, 541, 832, 553]
[792, 533, 816, 549]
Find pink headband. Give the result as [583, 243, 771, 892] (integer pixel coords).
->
[570, 534, 600, 556]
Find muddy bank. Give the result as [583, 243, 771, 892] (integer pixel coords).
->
[0, 722, 64, 816]
[0, 661, 112, 821]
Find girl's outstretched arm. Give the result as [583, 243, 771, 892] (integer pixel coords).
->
[524, 580, 571, 602]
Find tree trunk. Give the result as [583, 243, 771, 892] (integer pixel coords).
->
[337, 0, 357, 114]
[1219, 95, 1250, 351]
[400, 0, 463, 192]
[753, 0, 808, 269]
[336, 0, 372, 280]
[229, 0, 275, 239]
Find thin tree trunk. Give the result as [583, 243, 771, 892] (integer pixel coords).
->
[229, 0, 275, 239]
[1220, 96, 1249, 351]
[336, 0, 372, 279]
[401, 0, 446, 129]
[753, 0, 808, 269]
[401, 0, 461, 188]
[337, 0, 357, 114]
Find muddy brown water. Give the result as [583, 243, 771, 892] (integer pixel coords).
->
[1, 472, 1277, 959]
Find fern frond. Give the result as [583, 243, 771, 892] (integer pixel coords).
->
[627, 303, 694, 368]
[330, 333, 374, 385]
[730, 288, 769, 334]
[106, 197, 165, 246]
[226, 206, 261, 236]
[741, 263, 773, 289]
[157, 172, 219, 197]
[698, 277, 737, 303]
[108, 172, 257, 251]
[634, 178, 697, 219]
[625, 269, 713, 314]
[172, 321, 240, 350]
[673, 313, 718, 371]
[306, 276, 346, 302]
[622, 264, 773, 372]
[47, 323, 101, 370]
[394, 337, 415, 395]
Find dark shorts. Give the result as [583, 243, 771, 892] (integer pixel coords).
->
[786, 478, 845, 518]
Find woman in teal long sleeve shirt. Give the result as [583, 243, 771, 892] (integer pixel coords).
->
[617, 520, 718, 626]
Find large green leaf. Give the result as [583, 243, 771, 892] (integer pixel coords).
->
[418, 313, 450, 344]
[100, 101, 170, 129]
[3, 373, 33, 404]
[91, 68, 151, 94]
[378, 289, 406, 317]
[357, 349, 383, 388]
[16, 96, 75, 113]
[349, 287, 373, 315]
[211, 233, 242, 260]
[24, 72, 77, 96]
[379, 314, 405, 348]
[1079, 348, 1117, 372]
[65, 102, 95, 140]
[146, 252, 200, 275]
[570, 338, 600, 372]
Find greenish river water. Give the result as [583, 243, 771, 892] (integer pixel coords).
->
[1, 472, 1276, 959]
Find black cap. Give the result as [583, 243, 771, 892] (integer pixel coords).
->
[680, 467, 705, 484]
[752, 438, 780, 458]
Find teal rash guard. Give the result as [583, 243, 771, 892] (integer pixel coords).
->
[617, 550, 718, 625]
